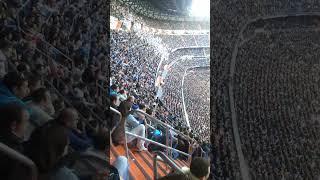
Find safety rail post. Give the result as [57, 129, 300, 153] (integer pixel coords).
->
[153, 154, 158, 180]
[153, 151, 184, 179]
[165, 126, 169, 171]
[170, 135, 173, 159]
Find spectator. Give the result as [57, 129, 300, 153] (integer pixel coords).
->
[0, 103, 29, 152]
[25, 88, 55, 139]
[110, 95, 119, 109]
[0, 72, 30, 109]
[26, 122, 79, 180]
[109, 84, 118, 96]
[118, 89, 127, 102]
[189, 157, 210, 180]
[91, 129, 129, 180]
[27, 75, 42, 95]
[112, 100, 147, 151]
[55, 108, 92, 152]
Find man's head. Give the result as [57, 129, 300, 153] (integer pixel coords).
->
[119, 89, 125, 95]
[139, 103, 146, 112]
[190, 157, 210, 180]
[111, 84, 118, 92]
[3, 72, 29, 99]
[28, 75, 42, 94]
[0, 103, 29, 138]
[31, 88, 55, 114]
[127, 96, 135, 104]
[56, 108, 79, 129]
[17, 63, 30, 74]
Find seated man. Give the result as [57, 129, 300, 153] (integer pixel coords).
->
[25, 88, 55, 140]
[0, 72, 30, 111]
[109, 84, 119, 96]
[110, 94, 119, 109]
[117, 89, 127, 102]
[0, 103, 30, 179]
[0, 103, 29, 152]
[55, 108, 92, 152]
[112, 100, 147, 151]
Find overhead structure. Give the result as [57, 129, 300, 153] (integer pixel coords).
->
[113, 0, 210, 22]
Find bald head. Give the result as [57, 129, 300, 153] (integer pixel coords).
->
[57, 108, 79, 129]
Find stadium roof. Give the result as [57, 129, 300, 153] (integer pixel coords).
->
[115, 0, 209, 22]
[146, 0, 193, 16]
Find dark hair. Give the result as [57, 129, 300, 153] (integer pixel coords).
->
[3, 71, 27, 93]
[17, 63, 29, 73]
[93, 129, 109, 151]
[111, 84, 118, 90]
[119, 89, 125, 94]
[146, 108, 153, 115]
[139, 103, 145, 110]
[28, 75, 41, 88]
[118, 101, 131, 118]
[110, 95, 117, 103]
[55, 108, 77, 126]
[31, 88, 49, 104]
[190, 157, 210, 178]
[0, 103, 27, 132]
[27, 123, 69, 173]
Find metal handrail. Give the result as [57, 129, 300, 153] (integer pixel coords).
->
[125, 132, 190, 157]
[131, 109, 196, 142]
[153, 151, 183, 180]
[131, 109, 197, 163]
[0, 143, 38, 180]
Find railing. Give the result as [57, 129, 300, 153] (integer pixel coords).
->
[153, 151, 183, 180]
[111, 105, 197, 165]
[125, 132, 190, 157]
[131, 109, 196, 163]
[0, 143, 38, 180]
[131, 110, 195, 142]
[110, 106, 194, 169]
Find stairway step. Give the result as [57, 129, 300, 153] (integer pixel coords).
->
[173, 159, 184, 168]
[177, 159, 189, 167]
[128, 150, 153, 180]
[133, 151, 166, 177]
[148, 152, 172, 174]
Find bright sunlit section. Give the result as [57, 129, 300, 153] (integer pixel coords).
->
[189, 0, 210, 17]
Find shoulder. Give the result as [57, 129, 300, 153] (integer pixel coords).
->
[52, 166, 79, 180]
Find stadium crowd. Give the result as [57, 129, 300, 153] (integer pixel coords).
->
[183, 69, 210, 142]
[0, 0, 130, 179]
[213, 1, 320, 179]
[235, 25, 320, 179]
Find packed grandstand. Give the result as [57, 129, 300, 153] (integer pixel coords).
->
[110, 0, 211, 179]
[213, 0, 320, 180]
[0, 0, 211, 180]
